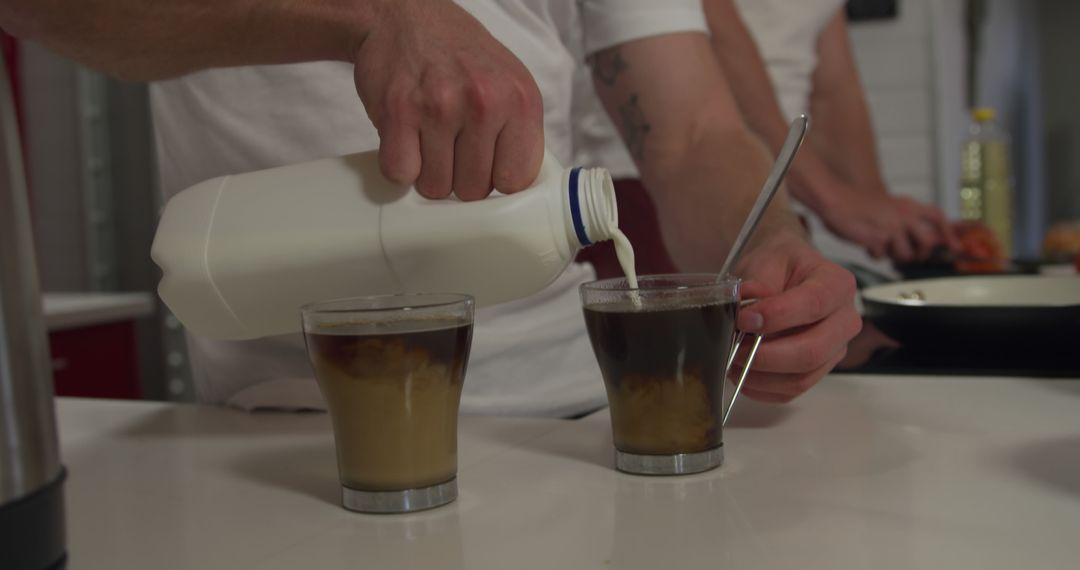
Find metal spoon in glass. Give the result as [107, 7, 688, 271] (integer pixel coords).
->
[720, 115, 810, 426]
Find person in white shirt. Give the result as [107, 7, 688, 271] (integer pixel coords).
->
[3, 0, 860, 414]
[716, 0, 959, 264]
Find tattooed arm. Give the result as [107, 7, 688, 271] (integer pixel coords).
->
[589, 33, 860, 403]
[588, 33, 798, 271]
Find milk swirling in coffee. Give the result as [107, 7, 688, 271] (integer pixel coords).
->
[306, 318, 472, 491]
[583, 300, 737, 455]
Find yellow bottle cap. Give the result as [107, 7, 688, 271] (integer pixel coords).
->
[973, 107, 996, 122]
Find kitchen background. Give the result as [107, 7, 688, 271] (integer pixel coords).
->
[6, 0, 1078, 402]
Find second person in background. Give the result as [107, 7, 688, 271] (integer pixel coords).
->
[576, 0, 959, 279]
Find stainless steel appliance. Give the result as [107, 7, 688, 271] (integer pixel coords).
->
[0, 52, 67, 569]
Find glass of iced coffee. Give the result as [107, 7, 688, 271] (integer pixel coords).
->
[580, 274, 757, 475]
[302, 293, 474, 513]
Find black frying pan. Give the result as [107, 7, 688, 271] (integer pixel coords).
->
[861, 275, 1080, 350]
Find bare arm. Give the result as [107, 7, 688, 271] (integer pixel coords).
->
[0, 0, 545, 200]
[805, 9, 887, 194]
[587, 32, 802, 272]
[806, 9, 959, 258]
[0, 0, 375, 80]
[589, 33, 860, 402]
[705, 1, 957, 260]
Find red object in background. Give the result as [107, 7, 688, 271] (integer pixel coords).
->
[49, 323, 142, 400]
[575, 178, 678, 279]
[2, 32, 31, 209]
[953, 220, 1007, 273]
[1, 31, 25, 142]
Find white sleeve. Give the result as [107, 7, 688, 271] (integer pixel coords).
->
[577, 0, 709, 56]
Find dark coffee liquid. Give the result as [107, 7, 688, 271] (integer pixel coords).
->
[583, 302, 737, 455]
[306, 320, 472, 491]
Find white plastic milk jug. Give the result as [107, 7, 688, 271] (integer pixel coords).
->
[151, 150, 629, 340]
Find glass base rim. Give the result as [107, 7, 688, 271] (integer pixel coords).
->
[615, 446, 724, 475]
[341, 477, 457, 513]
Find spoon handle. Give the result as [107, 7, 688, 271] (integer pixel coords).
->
[717, 115, 810, 280]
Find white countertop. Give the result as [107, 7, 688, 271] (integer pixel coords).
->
[42, 292, 155, 331]
[59, 374, 1080, 569]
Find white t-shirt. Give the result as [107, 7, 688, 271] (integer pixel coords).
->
[734, 0, 845, 123]
[150, 0, 708, 417]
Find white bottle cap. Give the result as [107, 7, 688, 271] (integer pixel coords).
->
[567, 166, 617, 247]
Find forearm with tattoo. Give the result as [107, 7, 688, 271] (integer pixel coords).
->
[589, 48, 652, 163]
[586, 33, 805, 272]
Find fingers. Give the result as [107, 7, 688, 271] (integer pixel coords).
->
[737, 347, 848, 403]
[890, 199, 959, 262]
[887, 225, 916, 263]
[357, 6, 544, 201]
[731, 241, 860, 403]
[898, 199, 951, 260]
[452, 121, 498, 201]
[738, 280, 777, 301]
[847, 222, 889, 259]
[865, 232, 889, 259]
[737, 387, 795, 404]
[389, 78, 543, 200]
[921, 204, 963, 253]
[741, 310, 862, 374]
[372, 76, 461, 198]
[378, 115, 422, 187]
[826, 212, 888, 259]
[492, 83, 544, 193]
[737, 263, 856, 336]
[905, 217, 941, 260]
[736, 281, 776, 332]
[416, 125, 458, 198]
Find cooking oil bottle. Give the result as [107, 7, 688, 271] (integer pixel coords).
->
[959, 107, 1014, 257]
